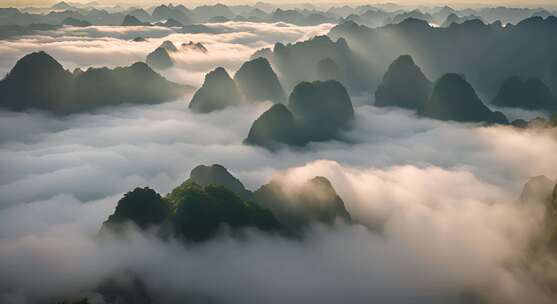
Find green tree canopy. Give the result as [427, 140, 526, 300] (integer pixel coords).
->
[103, 187, 170, 230]
[169, 182, 280, 242]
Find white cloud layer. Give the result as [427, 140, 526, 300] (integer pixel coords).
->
[0, 99, 556, 303]
[0, 22, 334, 86]
[0, 21, 556, 304]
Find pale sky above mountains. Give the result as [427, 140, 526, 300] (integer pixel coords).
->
[3, 0, 557, 9]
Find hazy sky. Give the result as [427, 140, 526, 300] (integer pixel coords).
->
[3, 0, 557, 9]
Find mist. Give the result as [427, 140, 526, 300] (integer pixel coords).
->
[0, 22, 334, 86]
[1, 96, 556, 303]
[1, 14, 557, 304]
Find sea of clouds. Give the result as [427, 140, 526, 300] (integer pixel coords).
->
[0, 22, 334, 86]
[0, 21, 557, 304]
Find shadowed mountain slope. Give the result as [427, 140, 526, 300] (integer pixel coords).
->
[146, 47, 173, 70]
[0, 51, 190, 113]
[375, 55, 432, 110]
[329, 16, 557, 97]
[420, 73, 508, 124]
[245, 80, 354, 149]
[492, 76, 557, 111]
[188, 67, 243, 113]
[234, 57, 286, 103]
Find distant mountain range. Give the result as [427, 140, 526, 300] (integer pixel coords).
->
[328, 16, 557, 99]
[248, 19, 557, 116]
[186, 28, 557, 145]
[375, 55, 508, 124]
[2, 3, 554, 29]
[3, 4, 557, 124]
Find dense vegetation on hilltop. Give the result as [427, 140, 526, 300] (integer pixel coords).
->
[103, 164, 352, 240]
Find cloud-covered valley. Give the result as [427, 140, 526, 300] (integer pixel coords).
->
[1, 19, 557, 304]
[0, 22, 334, 86]
[1, 96, 556, 303]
